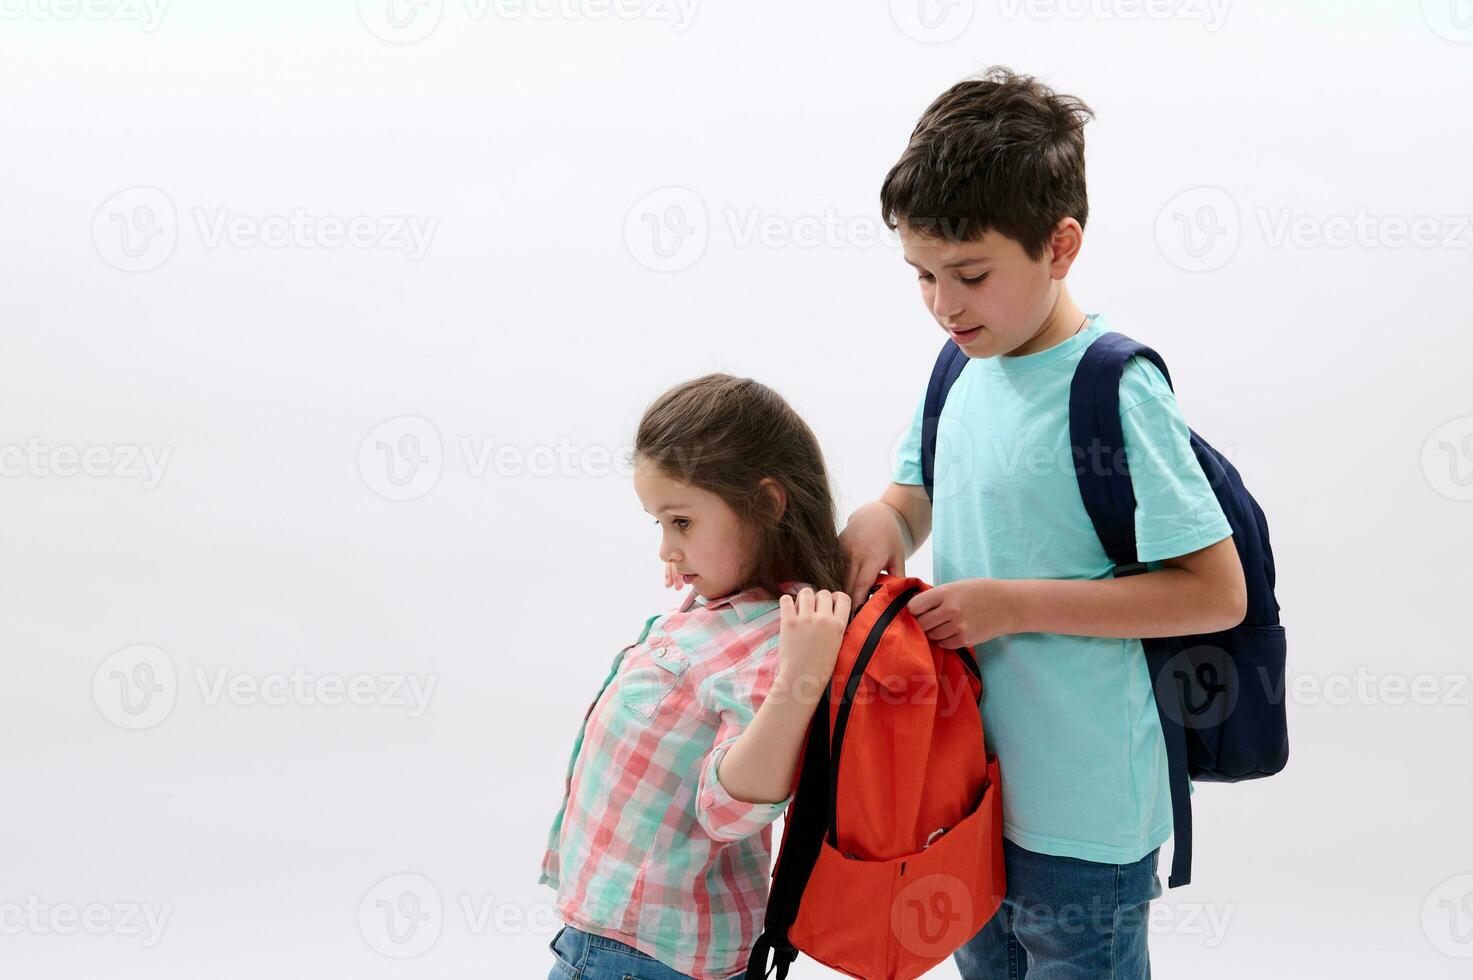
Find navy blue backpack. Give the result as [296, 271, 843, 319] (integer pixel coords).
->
[922, 330, 1288, 888]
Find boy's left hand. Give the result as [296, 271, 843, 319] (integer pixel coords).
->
[907, 578, 1020, 649]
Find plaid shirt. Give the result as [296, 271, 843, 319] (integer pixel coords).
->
[538, 580, 808, 980]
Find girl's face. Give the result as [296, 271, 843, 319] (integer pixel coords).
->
[633, 462, 754, 601]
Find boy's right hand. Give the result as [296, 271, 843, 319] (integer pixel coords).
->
[839, 502, 908, 612]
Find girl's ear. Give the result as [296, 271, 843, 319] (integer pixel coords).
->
[758, 477, 787, 523]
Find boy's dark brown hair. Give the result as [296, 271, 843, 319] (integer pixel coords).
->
[634, 374, 845, 598]
[880, 66, 1096, 262]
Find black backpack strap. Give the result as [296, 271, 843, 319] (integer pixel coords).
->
[744, 685, 833, 979]
[921, 339, 969, 502]
[1068, 331, 1194, 888]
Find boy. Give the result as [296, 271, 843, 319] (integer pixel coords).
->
[840, 67, 1247, 978]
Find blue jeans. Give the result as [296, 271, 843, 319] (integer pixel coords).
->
[954, 838, 1163, 980]
[547, 924, 745, 980]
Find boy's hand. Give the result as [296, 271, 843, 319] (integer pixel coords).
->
[839, 502, 908, 613]
[908, 579, 1020, 649]
[776, 588, 851, 704]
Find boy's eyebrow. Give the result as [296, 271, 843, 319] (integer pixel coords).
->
[903, 256, 993, 269]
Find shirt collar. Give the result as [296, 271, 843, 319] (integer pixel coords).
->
[679, 580, 809, 623]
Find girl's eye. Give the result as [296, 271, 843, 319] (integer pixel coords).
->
[673, 519, 691, 531]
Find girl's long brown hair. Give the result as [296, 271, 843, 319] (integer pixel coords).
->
[634, 373, 846, 598]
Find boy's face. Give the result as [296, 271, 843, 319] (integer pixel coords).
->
[899, 222, 1063, 359]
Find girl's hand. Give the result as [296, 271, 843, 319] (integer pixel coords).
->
[664, 560, 682, 590]
[776, 588, 851, 701]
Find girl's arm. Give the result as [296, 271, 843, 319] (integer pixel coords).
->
[712, 588, 850, 806]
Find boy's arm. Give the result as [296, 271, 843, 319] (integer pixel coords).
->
[840, 482, 932, 607]
[1013, 535, 1245, 637]
[908, 536, 1247, 648]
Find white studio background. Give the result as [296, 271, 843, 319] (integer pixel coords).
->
[2, 2, 1470, 977]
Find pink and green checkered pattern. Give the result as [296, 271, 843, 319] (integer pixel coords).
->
[539, 581, 807, 980]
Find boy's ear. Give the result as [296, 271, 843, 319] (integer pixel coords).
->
[1048, 216, 1084, 278]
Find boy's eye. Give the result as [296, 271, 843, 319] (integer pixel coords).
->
[961, 273, 988, 286]
[917, 271, 935, 283]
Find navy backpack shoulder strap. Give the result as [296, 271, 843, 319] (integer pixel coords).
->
[921, 340, 969, 502]
[1068, 330, 1196, 889]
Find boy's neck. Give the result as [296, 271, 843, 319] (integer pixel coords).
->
[1007, 287, 1088, 358]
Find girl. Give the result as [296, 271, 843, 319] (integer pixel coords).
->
[539, 373, 851, 980]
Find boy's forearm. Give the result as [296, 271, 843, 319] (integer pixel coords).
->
[714, 671, 825, 805]
[1005, 559, 1245, 639]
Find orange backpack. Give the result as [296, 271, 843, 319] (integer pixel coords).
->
[744, 574, 1006, 980]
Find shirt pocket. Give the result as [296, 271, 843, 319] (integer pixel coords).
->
[617, 633, 691, 719]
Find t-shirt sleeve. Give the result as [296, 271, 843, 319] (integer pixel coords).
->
[890, 393, 926, 486]
[1118, 357, 1233, 563]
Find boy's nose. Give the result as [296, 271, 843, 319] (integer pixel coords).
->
[932, 287, 965, 322]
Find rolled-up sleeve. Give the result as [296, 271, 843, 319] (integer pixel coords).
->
[693, 636, 793, 842]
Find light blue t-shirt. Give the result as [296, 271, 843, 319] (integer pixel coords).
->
[891, 313, 1231, 865]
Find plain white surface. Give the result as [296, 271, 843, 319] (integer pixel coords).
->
[2, 1, 1470, 976]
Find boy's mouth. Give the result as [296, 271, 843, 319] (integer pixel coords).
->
[948, 325, 983, 344]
